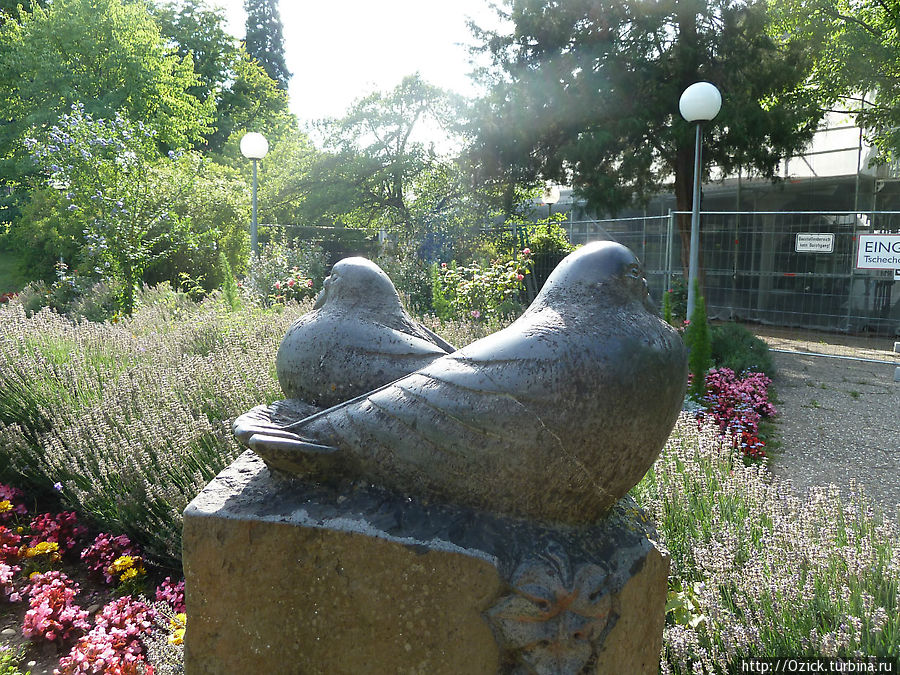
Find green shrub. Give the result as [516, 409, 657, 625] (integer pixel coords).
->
[524, 219, 574, 257]
[711, 322, 775, 377]
[16, 279, 52, 316]
[433, 255, 532, 321]
[14, 263, 121, 322]
[430, 262, 452, 320]
[633, 415, 899, 670]
[682, 280, 712, 400]
[219, 252, 241, 312]
[240, 242, 327, 307]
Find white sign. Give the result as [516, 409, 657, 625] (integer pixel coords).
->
[795, 233, 835, 253]
[856, 234, 900, 270]
[895, 269, 900, 281]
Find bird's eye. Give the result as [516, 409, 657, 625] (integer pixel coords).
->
[628, 264, 642, 279]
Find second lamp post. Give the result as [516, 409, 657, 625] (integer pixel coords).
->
[240, 132, 269, 257]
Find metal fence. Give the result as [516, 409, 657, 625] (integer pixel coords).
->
[514, 211, 900, 336]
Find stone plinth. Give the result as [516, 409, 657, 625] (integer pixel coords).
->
[183, 452, 669, 674]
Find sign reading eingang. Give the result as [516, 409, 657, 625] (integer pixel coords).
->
[856, 234, 900, 270]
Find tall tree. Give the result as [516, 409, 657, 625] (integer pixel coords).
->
[469, 0, 823, 268]
[0, 0, 47, 23]
[244, 0, 290, 91]
[303, 74, 462, 246]
[210, 45, 295, 153]
[771, 0, 900, 162]
[151, 1, 293, 154]
[153, 0, 237, 102]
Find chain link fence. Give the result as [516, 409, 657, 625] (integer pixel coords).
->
[505, 211, 900, 336]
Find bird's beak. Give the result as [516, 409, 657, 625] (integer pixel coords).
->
[313, 289, 326, 309]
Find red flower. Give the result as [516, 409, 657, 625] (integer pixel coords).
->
[287, 279, 295, 287]
[516, 273, 524, 281]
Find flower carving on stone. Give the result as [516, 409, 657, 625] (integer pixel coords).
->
[486, 544, 614, 674]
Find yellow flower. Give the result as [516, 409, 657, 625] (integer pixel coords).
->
[120, 567, 140, 581]
[25, 541, 60, 558]
[108, 555, 136, 573]
[168, 613, 187, 645]
[0, 500, 11, 513]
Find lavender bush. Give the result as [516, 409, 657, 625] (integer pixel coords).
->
[0, 287, 312, 563]
[633, 415, 899, 671]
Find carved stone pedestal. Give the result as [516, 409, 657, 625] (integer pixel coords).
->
[183, 451, 669, 674]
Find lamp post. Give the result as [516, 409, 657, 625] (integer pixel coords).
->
[679, 82, 721, 319]
[542, 183, 560, 233]
[240, 132, 269, 256]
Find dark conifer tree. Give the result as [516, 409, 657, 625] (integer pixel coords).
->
[243, 0, 290, 91]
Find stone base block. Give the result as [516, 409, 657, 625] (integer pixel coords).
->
[183, 451, 669, 674]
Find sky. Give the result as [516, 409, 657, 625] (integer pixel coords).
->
[214, 0, 504, 128]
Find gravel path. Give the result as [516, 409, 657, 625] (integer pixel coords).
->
[752, 329, 900, 516]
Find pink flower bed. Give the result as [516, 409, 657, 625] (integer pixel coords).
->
[22, 571, 90, 643]
[57, 597, 154, 674]
[81, 533, 141, 585]
[699, 368, 777, 460]
[0, 481, 187, 672]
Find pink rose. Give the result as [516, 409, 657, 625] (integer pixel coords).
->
[306, 280, 313, 287]
[522, 248, 531, 256]
[516, 273, 524, 281]
[274, 281, 281, 290]
[287, 279, 295, 287]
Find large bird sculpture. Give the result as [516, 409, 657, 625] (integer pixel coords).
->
[245, 242, 687, 525]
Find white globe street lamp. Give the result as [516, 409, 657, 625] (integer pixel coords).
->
[679, 82, 721, 319]
[240, 132, 269, 256]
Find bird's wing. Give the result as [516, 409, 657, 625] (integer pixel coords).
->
[254, 317, 579, 480]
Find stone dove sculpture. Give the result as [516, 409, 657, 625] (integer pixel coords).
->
[275, 256, 455, 408]
[245, 241, 687, 525]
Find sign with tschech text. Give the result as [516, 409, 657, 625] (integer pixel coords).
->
[795, 233, 835, 253]
[856, 234, 900, 270]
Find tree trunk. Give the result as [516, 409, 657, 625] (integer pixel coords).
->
[674, 0, 702, 283]
[673, 142, 694, 278]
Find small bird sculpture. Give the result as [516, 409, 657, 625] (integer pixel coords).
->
[275, 256, 455, 408]
[247, 242, 687, 525]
